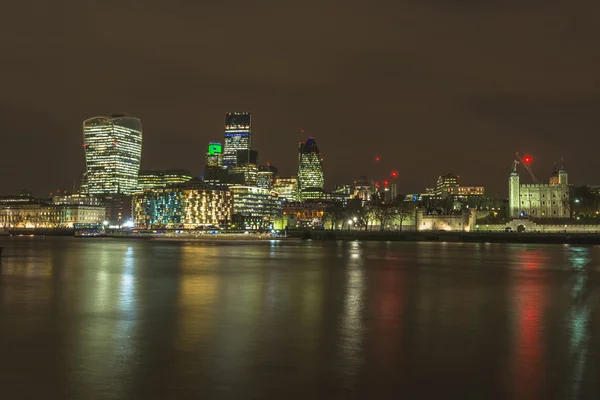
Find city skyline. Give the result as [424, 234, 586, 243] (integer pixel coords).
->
[0, 109, 584, 198]
[1, 1, 599, 196]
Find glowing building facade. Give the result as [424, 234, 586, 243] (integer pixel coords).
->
[133, 184, 232, 228]
[206, 142, 223, 168]
[223, 112, 251, 169]
[0, 204, 106, 228]
[273, 177, 299, 202]
[138, 171, 165, 191]
[83, 115, 142, 195]
[297, 137, 325, 200]
[509, 161, 569, 219]
[229, 186, 282, 228]
[138, 170, 193, 191]
[257, 165, 277, 190]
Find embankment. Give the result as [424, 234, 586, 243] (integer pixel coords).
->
[294, 230, 600, 245]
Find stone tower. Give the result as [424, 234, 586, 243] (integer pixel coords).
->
[508, 161, 520, 218]
[558, 158, 568, 185]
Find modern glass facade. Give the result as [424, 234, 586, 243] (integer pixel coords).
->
[435, 173, 459, 198]
[257, 165, 277, 190]
[297, 137, 325, 200]
[223, 112, 251, 169]
[257, 171, 274, 189]
[133, 185, 232, 228]
[164, 170, 193, 186]
[138, 170, 192, 191]
[83, 115, 142, 195]
[138, 171, 165, 191]
[230, 186, 282, 223]
[273, 177, 299, 202]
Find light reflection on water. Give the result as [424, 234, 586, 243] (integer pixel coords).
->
[0, 238, 599, 399]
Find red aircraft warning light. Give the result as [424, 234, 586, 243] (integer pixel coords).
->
[391, 171, 397, 177]
[524, 156, 532, 164]
[375, 157, 381, 162]
[383, 180, 389, 185]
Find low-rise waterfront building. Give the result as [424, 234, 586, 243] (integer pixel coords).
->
[229, 186, 281, 229]
[52, 193, 102, 206]
[133, 183, 232, 229]
[282, 201, 328, 228]
[0, 204, 106, 228]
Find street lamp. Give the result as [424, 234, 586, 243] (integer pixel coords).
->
[348, 219, 353, 231]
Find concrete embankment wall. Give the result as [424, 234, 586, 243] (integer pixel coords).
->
[1, 228, 75, 236]
[295, 230, 600, 245]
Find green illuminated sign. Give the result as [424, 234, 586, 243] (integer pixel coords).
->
[208, 142, 222, 155]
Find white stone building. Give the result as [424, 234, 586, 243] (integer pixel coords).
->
[509, 161, 569, 219]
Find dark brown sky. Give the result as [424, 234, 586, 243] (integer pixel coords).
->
[1, 0, 599, 197]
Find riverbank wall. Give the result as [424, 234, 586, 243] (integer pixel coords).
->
[295, 230, 600, 245]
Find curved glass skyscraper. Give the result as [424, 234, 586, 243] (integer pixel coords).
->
[83, 114, 143, 195]
[297, 137, 324, 200]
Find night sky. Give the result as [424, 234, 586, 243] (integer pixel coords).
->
[1, 0, 599, 197]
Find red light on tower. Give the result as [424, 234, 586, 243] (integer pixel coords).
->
[391, 171, 397, 177]
[524, 156, 532, 164]
[375, 157, 380, 162]
[383, 180, 389, 185]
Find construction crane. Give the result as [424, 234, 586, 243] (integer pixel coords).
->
[515, 152, 539, 183]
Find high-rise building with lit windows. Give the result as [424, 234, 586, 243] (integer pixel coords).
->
[229, 186, 282, 229]
[297, 137, 325, 200]
[273, 176, 299, 202]
[206, 142, 223, 168]
[223, 112, 251, 169]
[257, 164, 277, 190]
[138, 170, 193, 191]
[83, 115, 142, 195]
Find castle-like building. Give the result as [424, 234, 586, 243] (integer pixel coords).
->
[509, 161, 569, 219]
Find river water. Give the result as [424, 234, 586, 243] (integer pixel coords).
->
[0, 237, 598, 399]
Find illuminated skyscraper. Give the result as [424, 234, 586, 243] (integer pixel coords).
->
[223, 112, 251, 169]
[83, 115, 142, 195]
[257, 164, 277, 190]
[297, 137, 324, 200]
[230, 149, 259, 186]
[206, 142, 223, 167]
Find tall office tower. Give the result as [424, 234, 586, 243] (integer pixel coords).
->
[79, 172, 89, 194]
[257, 164, 278, 190]
[297, 137, 325, 200]
[223, 112, 251, 169]
[435, 173, 460, 199]
[231, 149, 259, 186]
[83, 114, 142, 195]
[206, 142, 223, 168]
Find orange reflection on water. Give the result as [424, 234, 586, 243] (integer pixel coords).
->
[175, 246, 219, 350]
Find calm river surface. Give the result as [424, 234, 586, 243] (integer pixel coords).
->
[0, 237, 599, 399]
